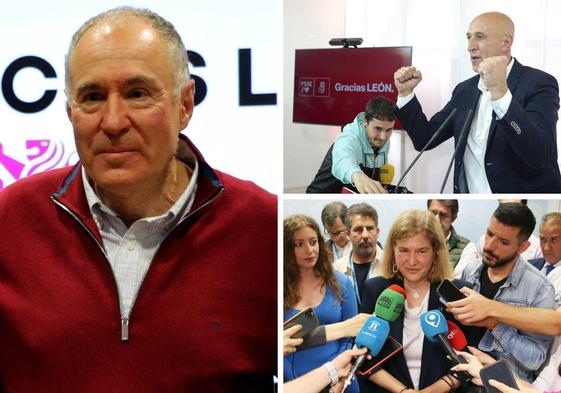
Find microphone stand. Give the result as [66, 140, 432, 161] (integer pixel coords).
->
[439, 109, 474, 193]
[395, 107, 457, 191]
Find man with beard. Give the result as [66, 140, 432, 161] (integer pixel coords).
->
[306, 97, 394, 194]
[456, 203, 555, 382]
[455, 199, 542, 276]
[334, 203, 383, 304]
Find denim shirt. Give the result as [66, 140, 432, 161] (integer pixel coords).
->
[461, 257, 556, 381]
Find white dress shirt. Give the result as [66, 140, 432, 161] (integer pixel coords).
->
[331, 241, 352, 261]
[463, 59, 514, 193]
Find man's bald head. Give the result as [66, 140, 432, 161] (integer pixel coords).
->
[467, 12, 515, 71]
[471, 12, 514, 39]
[65, 7, 189, 96]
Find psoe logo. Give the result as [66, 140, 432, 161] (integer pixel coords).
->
[299, 78, 314, 96]
[0, 140, 78, 190]
[314, 78, 330, 97]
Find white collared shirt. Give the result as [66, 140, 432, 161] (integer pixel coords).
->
[463, 58, 514, 193]
[541, 259, 561, 275]
[82, 159, 199, 319]
[396, 58, 514, 193]
[331, 241, 352, 260]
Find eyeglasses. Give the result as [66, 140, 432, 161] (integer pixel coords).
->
[324, 229, 347, 239]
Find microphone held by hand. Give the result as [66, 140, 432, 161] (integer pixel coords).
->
[344, 316, 390, 391]
[342, 286, 406, 391]
[446, 320, 469, 352]
[420, 310, 471, 383]
[374, 285, 405, 321]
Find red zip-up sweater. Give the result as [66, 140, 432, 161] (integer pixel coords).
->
[0, 137, 277, 392]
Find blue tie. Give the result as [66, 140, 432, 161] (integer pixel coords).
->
[545, 263, 556, 276]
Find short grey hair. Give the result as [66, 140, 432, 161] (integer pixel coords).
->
[345, 203, 379, 229]
[65, 6, 189, 96]
[542, 212, 561, 227]
[321, 202, 348, 227]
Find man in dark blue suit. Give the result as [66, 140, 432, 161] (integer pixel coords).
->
[393, 12, 561, 193]
[529, 212, 561, 278]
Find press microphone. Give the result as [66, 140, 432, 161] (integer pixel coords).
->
[396, 107, 457, 190]
[342, 316, 390, 392]
[343, 286, 405, 391]
[446, 321, 477, 382]
[357, 336, 403, 377]
[439, 109, 474, 193]
[374, 285, 405, 322]
[420, 310, 471, 383]
[388, 284, 407, 299]
[380, 163, 395, 184]
[380, 164, 413, 194]
[447, 320, 469, 352]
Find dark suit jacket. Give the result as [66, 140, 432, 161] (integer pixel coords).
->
[528, 257, 546, 270]
[358, 277, 478, 393]
[395, 59, 561, 193]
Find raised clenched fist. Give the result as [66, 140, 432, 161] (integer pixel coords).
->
[394, 66, 423, 96]
[478, 55, 509, 100]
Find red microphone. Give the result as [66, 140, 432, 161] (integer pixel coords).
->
[447, 320, 468, 351]
[445, 320, 473, 383]
[388, 284, 407, 299]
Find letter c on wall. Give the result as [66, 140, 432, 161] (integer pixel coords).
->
[2, 56, 57, 113]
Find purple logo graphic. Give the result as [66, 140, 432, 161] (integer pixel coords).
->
[0, 140, 78, 190]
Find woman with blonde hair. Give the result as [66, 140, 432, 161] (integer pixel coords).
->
[284, 214, 360, 393]
[359, 209, 477, 393]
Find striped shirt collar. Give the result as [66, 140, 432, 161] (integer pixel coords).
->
[82, 156, 199, 231]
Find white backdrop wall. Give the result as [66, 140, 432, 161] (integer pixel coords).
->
[284, 197, 561, 245]
[284, 0, 561, 193]
[0, 0, 281, 193]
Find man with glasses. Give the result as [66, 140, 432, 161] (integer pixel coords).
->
[321, 202, 352, 261]
[334, 203, 384, 304]
[427, 199, 473, 269]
